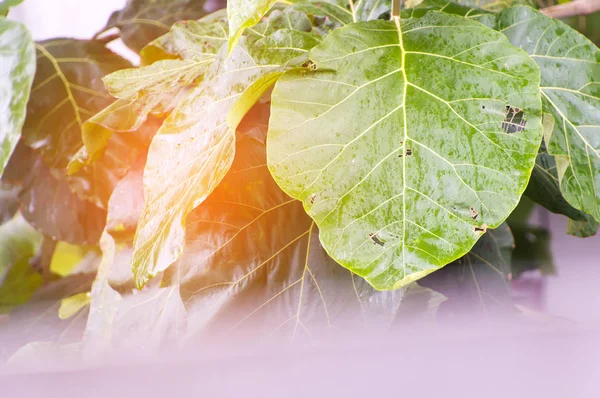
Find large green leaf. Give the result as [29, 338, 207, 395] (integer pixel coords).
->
[131, 25, 321, 288]
[268, 12, 543, 290]
[98, 0, 208, 53]
[0, 214, 42, 314]
[0, 18, 35, 177]
[164, 104, 433, 338]
[497, 6, 600, 222]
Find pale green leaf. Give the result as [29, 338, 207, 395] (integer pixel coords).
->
[0, 18, 35, 177]
[268, 13, 543, 290]
[131, 27, 321, 288]
[497, 6, 600, 222]
[227, 0, 277, 52]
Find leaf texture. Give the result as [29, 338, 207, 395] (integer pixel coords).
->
[268, 12, 543, 290]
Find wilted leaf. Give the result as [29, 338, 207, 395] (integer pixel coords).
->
[0, 214, 42, 314]
[99, 0, 207, 53]
[0, 18, 35, 177]
[497, 6, 600, 222]
[131, 24, 321, 288]
[419, 223, 514, 315]
[268, 13, 542, 290]
[165, 104, 409, 339]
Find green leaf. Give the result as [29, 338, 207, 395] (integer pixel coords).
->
[497, 6, 600, 222]
[99, 0, 208, 53]
[0, 0, 24, 16]
[131, 26, 321, 288]
[0, 18, 35, 177]
[227, 0, 277, 52]
[525, 114, 589, 221]
[420, 223, 514, 315]
[267, 12, 543, 290]
[164, 104, 411, 338]
[0, 214, 42, 314]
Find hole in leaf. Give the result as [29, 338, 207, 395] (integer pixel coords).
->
[502, 106, 527, 133]
[469, 206, 478, 220]
[369, 233, 385, 246]
[472, 225, 488, 234]
[310, 194, 316, 204]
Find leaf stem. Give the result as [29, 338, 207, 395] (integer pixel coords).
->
[392, 0, 403, 19]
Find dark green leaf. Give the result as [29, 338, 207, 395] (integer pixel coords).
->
[497, 6, 600, 222]
[23, 39, 131, 170]
[19, 153, 107, 244]
[268, 13, 543, 290]
[99, 0, 208, 53]
[0, 18, 35, 177]
[510, 225, 555, 278]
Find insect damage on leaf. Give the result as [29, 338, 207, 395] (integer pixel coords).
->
[502, 106, 527, 134]
[368, 233, 386, 246]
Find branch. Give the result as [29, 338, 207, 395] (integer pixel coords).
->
[540, 0, 600, 19]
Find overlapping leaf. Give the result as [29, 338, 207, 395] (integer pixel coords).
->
[268, 12, 543, 290]
[497, 6, 600, 223]
[164, 105, 428, 339]
[131, 22, 322, 288]
[0, 18, 35, 177]
[227, 0, 278, 51]
[98, 0, 207, 53]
